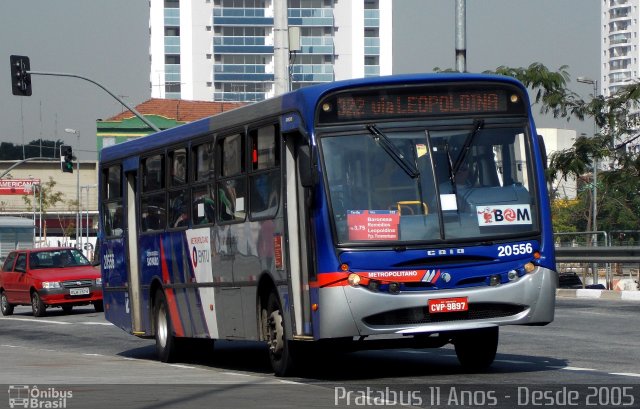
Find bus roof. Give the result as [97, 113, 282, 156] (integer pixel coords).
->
[100, 72, 527, 164]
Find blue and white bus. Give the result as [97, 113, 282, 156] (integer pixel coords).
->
[99, 73, 557, 376]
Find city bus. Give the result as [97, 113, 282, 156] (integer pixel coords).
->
[99, 73, 557, 376]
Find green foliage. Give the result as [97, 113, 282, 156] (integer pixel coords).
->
[22, 176, 66, 216]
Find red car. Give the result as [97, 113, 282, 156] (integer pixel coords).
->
[0, 247, 103, 317]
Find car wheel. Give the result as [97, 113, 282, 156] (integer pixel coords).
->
[154, 289, 178, 362]
[31, 292, 47, 317]
[1, 291, 14, 316]
[93, 300, 104, 312]
[61, 305, 73, 314]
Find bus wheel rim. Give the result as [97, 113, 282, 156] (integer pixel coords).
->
[268, 310, 284, 356]
[157, 305, 168, 348]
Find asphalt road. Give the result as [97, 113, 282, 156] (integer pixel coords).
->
[0, 297, 639, 409]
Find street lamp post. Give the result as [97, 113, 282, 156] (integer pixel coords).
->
[29, 175, 36, 242]
[81, 184, 97, 259]
[64, 128, 80, 249]
[577, 76, 599, 286]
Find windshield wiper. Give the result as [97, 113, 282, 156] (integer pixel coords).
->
[444, 140, 457, 188]
[452, 119, 484, 174]
[366, 124, 419, 178]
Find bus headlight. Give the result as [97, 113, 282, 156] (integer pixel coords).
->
[347, 273, 361, 287]
[507, 270, 518, 281]
[524, 262, 536, 273]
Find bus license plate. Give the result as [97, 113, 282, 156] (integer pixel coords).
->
[70, 287, 90, 296]
[428, 297, 468, 313]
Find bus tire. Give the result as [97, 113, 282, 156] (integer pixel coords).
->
[154, 289, 178, 363]
[1, 291, 14, 316]
[454, 326, 498, 371]
[265, 292, 295, 376]
[31, 291, 46, 317]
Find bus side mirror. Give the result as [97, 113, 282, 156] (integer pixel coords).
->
[538, 134, 548, 170]
[298, 145, 317, 188]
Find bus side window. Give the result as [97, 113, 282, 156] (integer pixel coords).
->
[141, 154, 167, 231]
[192, 140, 216, 225]
[217, 133, 246, 222]
[249, 125, 280, 219]
[192, 185, 215, 225]
[102, 165, 123, 237]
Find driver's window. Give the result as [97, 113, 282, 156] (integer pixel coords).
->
[15, 254, 26, 271]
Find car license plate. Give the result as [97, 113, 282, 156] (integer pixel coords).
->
[69, 287, 90, 296]
[428, 297, 468, 313]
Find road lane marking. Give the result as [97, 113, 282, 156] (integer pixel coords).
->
[495, 359, 535, 365]
[79, 322, 112, 326]
[168, 364, 198, 369]
[1, 316, 112, 326]
[2, 317, 71, 325]
[610, 372, 640, 378]
[554, 366, 597, 372]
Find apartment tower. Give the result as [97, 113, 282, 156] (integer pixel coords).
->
[602, 0, 639, 96]
[149, 0, 393, 102]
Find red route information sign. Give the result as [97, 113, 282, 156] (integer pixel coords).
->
[347, 210, 399, 241]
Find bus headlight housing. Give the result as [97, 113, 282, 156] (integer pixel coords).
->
[347, 273, 361, 287]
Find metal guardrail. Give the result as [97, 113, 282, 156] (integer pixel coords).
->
[555, 246, 640, 263]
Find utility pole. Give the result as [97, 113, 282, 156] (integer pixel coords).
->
[273, 0, 290, 96]
[455, 0, 467, 73]
[65, 128, 81, 248]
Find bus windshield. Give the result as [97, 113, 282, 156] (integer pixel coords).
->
[320, 124, 539, 244]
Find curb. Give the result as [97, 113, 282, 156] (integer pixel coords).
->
[556, 288, 640, 301]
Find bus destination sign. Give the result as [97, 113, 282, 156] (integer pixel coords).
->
[317, 85, 523, 124]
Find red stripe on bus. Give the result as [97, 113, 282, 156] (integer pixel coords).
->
[310, 270, 431, 288]
[160, 240, 185, 337]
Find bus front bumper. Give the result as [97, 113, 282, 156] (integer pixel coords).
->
[316, 266, 557, 338]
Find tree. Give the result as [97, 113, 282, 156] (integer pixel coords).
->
[22, 177, 67, 238]
[467, 63, 640, 234]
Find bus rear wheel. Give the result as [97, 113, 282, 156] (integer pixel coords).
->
[264, 292, 295, 376]
[154, 289, 177, 363]
[454, 327, 498, 371]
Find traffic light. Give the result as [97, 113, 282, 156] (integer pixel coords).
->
[9, 55, 32, 96]
[60, 145, 73, 173]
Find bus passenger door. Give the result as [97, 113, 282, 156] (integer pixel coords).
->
[125, 172, 143, 333]
[284, 136, 313, 337]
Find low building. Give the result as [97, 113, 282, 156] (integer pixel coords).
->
[1, 99, 244, 250]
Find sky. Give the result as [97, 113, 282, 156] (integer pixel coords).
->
[0, 1, 599, 159]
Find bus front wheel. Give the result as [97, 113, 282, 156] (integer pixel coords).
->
[264, 292, 295, 376]
[454, 327, 498, 371]
[154, 289, 177, 363]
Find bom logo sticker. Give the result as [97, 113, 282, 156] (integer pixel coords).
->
[477, 205, 532, 226]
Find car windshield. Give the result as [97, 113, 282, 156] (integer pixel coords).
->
[320, 125, 540, 244]
[29, 249, 91, 269]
